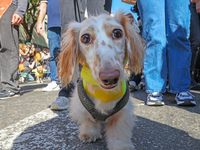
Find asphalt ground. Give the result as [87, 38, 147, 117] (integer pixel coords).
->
[0, 80, 200, 150]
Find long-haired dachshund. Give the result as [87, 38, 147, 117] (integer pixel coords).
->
[58, 11, 145, 150]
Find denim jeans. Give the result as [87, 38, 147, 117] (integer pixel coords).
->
[47, 27, 61, 82]
[137, 0, 191, 93]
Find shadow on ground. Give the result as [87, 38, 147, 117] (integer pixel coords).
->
[12, 110, 200, 150]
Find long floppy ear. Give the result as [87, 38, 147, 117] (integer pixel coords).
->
[58, 22, 81, 86]
[115, 11, 146, 74]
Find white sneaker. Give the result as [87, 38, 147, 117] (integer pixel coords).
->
[129, 81, 138, 91]
[146, 92, 165, 106]
[175, 92, 196, 106]
[50, 96, 69, 110]
[42, 81, 60, 92]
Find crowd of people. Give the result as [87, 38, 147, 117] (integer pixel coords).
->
[18, 42, 50, 82]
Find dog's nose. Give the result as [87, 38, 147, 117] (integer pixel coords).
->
[99, 70, 120, 85]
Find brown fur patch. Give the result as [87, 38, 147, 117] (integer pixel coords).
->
[95, 39, 99, 49]
[58, 27, 78, 85]
[108, 44, 112, 49]
[107, 112, 122, 128]
[101, 40, 106, 46]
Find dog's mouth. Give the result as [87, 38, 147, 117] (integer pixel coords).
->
[100, 83, 118, 89]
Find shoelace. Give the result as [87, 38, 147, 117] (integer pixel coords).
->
[176, 92, 194, 98]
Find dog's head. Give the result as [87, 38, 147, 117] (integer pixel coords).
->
[58, 10, 145, 89]
[37, 66, 43, 74]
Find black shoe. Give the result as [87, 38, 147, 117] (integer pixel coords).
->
[190, 78, 200, 90]
[0, 90, 20, 99]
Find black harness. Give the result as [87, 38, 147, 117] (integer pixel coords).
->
[77, 80, 129, 121]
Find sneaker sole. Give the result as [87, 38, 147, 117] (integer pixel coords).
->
[42, 87, 60, 92]
[146, 102, 165, 106]
[175, 98, 196, 106]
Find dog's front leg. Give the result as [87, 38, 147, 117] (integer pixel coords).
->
[78, 119, 102, 143]
[41, 76, 43, 83]
[36, 76, 40, 83]
[105, 108, 135, 150]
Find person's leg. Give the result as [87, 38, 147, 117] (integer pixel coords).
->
[50, 83, 75, 110]
[51, 0, 112, 110]
[189, 3, 200, 90]
[87, 0, 111, 15]
[0, 4, 20, 99]
[52, 0, 85, 110]
[166, 0, 191, 93]
[42, 27, 61, 92]
[137, 0, 166, 105]
[48, 27, 60, 82]
[137, 0, 167, 93]
[166, 0, 196, 106]
[59, 0, 86, 34]
[28, 73, 34, 81]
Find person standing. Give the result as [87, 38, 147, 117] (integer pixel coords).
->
[189, 0, 200, 90]
[36, 0, 61, 91]
[50, 0, 113, 110]
[137, 0, 196, 106]
[0, 0, 28, 99]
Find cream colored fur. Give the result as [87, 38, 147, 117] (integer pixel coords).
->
[58, 11, 145, 150]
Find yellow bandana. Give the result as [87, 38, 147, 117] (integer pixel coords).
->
[81, 66, 126, 102]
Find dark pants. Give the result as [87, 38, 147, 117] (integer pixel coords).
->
[189, 3, 200, 74]
[0, 4, 20, 93]
[58, 0, 112, 97]
[59, 0, 112, 34]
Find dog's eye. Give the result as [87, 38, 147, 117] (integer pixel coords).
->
[81, 34, 92, 44]
[112, 29, 123, 39]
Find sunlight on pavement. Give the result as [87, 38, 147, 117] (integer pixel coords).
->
[0, 109, 58, 149]
[133, 98, 200, 140]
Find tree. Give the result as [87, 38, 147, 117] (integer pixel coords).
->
[21, 0, 40, 43]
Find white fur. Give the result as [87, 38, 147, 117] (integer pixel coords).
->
[59, 11, 145, 150]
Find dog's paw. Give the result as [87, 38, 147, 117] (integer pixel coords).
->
[79, 133, 102, 143]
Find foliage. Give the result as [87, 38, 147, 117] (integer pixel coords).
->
[21, 0, 40, 43]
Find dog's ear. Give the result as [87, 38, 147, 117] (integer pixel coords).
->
[115, 11, 146, 74]
[58, 22, 81, 86]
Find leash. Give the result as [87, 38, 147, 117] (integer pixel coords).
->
[77, 80, 129, 121]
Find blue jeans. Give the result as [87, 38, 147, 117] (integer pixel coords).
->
[47, 27, 61, 82]
[137, 0, 191, 93]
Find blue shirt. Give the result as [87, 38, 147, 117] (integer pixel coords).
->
[41, 0, 61, 29]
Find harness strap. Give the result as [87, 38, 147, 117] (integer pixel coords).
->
[77, 80, 129, 121]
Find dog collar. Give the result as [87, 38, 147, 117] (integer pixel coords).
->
[81, 66, 126, 102]
[77, 80, 129, 121]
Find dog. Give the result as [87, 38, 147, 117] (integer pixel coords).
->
[32, 66, 46, 83]
[58, 11, 145, 150]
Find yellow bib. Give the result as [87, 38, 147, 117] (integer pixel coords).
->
[81, 66, 126, 102]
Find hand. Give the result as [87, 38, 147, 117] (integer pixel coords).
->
[11, 14, 23, 25]
[36, 22, 44, 35]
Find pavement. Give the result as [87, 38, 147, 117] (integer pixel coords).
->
[0, 80, 200, 150]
